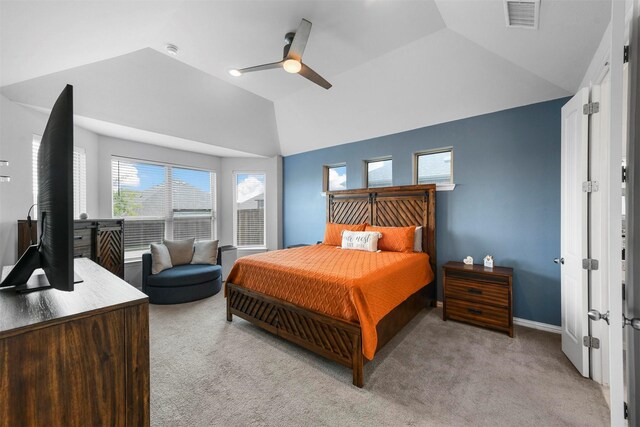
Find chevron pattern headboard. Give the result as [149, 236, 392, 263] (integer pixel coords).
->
[326, 184, 436, 272]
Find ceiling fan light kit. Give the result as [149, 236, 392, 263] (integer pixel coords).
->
[231, 18, 332, 89]
[283, 59, 301, 74]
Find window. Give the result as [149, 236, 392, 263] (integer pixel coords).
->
[365, 158, 392, 188]
[324, 164, 347, 191]
[233, 173, 265, 247]
[111, 158, 216, 254]
[32, 136, 86, 219]
[416, 148, 453, 185]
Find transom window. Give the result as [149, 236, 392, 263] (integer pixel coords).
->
[324, 164, 347, 192]
[111, 157, 216, 254]
[365, 158, 392, 188]
[415, 149, 453, 185]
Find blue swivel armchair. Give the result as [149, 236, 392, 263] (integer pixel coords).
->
[142, 248, 223, 304]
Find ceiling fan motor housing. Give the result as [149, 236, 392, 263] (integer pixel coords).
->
[283, 32, 295, 58]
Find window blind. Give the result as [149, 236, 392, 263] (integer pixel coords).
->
[32, 136, 87, 219]
[172, 167, 215, 242]
[234, 173, 265, 247]
[111, 158, 216, 253]
[73, 148, 87, 218]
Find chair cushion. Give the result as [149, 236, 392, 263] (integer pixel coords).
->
[147, 264, 222, 287]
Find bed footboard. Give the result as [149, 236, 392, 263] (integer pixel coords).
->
[226, 282, 365, 387]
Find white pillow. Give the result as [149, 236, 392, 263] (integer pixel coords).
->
[341, 230, 382, 252]
[192, 240, 219, 265]
[150, 243, 173, 274]
[414, 226, 423, 252]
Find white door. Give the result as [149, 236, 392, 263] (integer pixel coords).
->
[560, 88, 590, 377]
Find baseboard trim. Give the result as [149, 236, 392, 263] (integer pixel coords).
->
[513, 317, 561, 334]
[436, 301, 561, 334]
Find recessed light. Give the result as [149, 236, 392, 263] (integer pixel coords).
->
[229, 69, 242, 77]
[165, 44, 179, 56]
[0, 160, 8, 166]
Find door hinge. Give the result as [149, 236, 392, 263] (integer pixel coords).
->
[582, 258, 599, 270]
[583, 336, 600, 349]
[583, 102, 600, 115]
[622, 166, 627, 183]
[582, 181, 599, 192]
[624, 45, 629, 64]
[624, 401, 628, 419]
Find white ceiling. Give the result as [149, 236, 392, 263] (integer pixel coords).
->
[0, 0, 611, 157]
[2, 49, 280, 157]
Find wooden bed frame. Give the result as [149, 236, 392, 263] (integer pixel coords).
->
[226, 184, 436, 387]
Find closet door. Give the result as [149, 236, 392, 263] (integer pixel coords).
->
[560, 88, 590, 377]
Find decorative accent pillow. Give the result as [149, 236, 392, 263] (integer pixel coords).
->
[414, 226, 423, 252]
[164, 238, 195, 266]
[323, 223, 366, 246]
[150, 243, 173, 274]
[365, 225, 416, 253]
[340, 230, 382, 252]
[191, 240, 219, 265]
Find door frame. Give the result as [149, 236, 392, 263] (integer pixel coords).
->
[589, 68, 611, 386]
[624, 0, 639, 423]
[605, 1, 627, 425]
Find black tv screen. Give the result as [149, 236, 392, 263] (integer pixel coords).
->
[0, 84, 76, 292]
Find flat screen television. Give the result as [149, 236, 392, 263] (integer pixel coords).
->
[0, 84, 81, 293]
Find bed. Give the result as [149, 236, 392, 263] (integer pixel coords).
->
[225, 184, 437, 387]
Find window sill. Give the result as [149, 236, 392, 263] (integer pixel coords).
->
[236, 246, 267, 251]
[124, 250, 147, 263]
[436, 183, 456, 191]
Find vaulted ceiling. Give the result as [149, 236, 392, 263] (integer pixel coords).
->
[0, 0, 611, 157]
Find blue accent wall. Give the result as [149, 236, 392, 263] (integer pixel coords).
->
[283, 97, 570, 326]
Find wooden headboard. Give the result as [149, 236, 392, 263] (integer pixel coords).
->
[326, 184, 436, 273]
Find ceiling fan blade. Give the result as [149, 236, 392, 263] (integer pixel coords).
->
[299, 63, 332, 90]
[287, 19, 312, 61]
[237, 61, 283, 74]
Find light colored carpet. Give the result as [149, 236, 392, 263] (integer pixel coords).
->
[149, 294, 610, 427]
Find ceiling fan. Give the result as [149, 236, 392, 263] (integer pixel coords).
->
[229, 18, 332, 90]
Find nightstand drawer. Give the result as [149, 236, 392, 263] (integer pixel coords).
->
[446, 299, 509, 329]
[445, 278, 509, 307]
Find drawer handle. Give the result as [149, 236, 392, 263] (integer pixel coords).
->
[74, 235, 83, 240]
[467, 288, 483, 295]
[467, 308, 483, 315]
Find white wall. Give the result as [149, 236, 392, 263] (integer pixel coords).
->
[0, 95, 99, 266]
[219, 156, 283, 253]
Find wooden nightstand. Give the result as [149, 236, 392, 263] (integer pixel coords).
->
[442, 261, 514, 337]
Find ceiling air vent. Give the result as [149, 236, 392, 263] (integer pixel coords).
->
[504, 0, 540, 29]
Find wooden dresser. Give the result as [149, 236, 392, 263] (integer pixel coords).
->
[0, 258, 149, 427]
[18, 219, 125, 278]
[442, 261, 514, 337]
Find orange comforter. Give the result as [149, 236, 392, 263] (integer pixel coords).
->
[226, 244, 434, 359]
